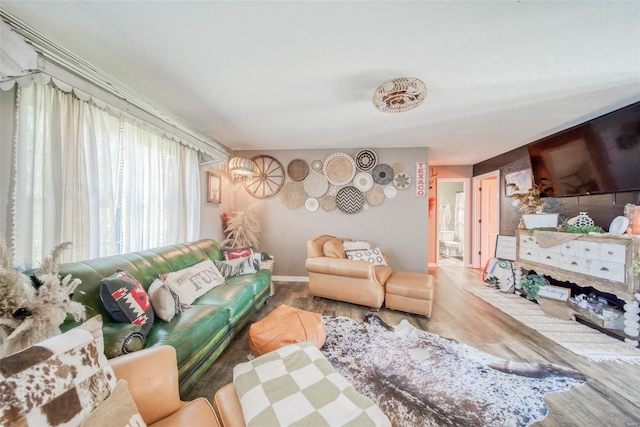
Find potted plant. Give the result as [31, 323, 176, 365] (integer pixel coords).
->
[519, 274, 549, 301]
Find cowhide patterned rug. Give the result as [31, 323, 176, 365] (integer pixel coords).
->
[321, 314, 587, 427]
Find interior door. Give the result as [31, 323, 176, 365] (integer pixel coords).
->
[480, 177, 499, 268]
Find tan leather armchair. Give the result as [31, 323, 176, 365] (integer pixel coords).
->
[305, 235, 393, 310]
[109, 345, 220, 427]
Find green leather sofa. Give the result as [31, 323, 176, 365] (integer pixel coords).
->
[59, 239, 271, 396]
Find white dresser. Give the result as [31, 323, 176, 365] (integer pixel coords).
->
[515, 230, 639, 300]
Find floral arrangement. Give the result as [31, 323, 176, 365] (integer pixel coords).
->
[221, 204, 262, 249]
[512, 186, 545, 214]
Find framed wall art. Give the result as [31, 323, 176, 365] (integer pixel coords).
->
[505, 169, 533, 196]
[207, 171, 221, 203]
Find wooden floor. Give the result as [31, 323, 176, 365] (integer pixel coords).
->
[186, 266, 640, 426]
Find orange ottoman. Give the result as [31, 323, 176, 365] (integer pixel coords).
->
[385, 271, 435, 317]
[248, 304, 326, 356]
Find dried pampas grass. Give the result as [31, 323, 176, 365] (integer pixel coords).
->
[221, 204, 262, 249]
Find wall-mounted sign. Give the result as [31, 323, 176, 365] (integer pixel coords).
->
[415, 162, 426, 197]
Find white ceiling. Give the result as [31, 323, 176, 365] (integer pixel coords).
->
[2, 1, 639, 165]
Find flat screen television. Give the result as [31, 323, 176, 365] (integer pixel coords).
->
[528, 101, 640, 197]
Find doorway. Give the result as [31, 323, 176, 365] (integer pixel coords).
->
[437, 178, 469, 267]
[472, 171, 500, 269]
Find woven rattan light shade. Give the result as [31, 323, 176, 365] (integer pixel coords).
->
[373, 77, 427, 113]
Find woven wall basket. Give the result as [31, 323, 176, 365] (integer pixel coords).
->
[280, 182, 306, 209]
[324, 153, 356, 186]
[367, 187, 385, 206]
[336, 186, 364, 214]
[287, 159, 309, 181]
[320, 194, 337, 212]
[303, 171, 329, 198]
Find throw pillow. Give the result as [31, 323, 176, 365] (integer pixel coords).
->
[221, 247, 260, 270]
[162, 260, 225, 305]
[80, 380, 146, 427]
[214, 257, 257, 279]
[148, 278, 181, 322]
[345, 247, 387, 266]
[100, 270, 155, 335]
[343, 240, 371, 251]
[0, 322, 117, 427]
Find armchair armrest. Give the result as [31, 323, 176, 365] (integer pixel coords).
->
[305, 257, 376, 279]
[109, 345, 183, 425]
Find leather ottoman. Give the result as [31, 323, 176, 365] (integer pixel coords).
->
[385, 271, 435, 317]
[248, 304, 326, 356]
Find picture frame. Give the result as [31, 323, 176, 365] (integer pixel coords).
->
[494, 235, 516, 261]
[207, 171, 221, 203]
[505, 169, 533, 196]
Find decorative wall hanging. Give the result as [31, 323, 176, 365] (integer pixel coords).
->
[505, 169, 533, 196]
[328, 185, 338, 196]
[320, 194, 337, 212]
[287, 159, 309, 181]
[336, 186, 364, 214]
[353, 172, 374, 192]
[372, 163, 394, 185]
[355, 149, 378, 172]
[207, 171, 221, 203]
[384, 186, 397, 199]
[243, 155, 285, 198]
[280, 182, 306, 209]
[303, 171, 329, 198]
[366, 187, 385, 206]
[372, 77, 427, 113]
[416, 162, 427, 197]
[324, 153, 356, 186]
[305, 198, 319, 212]
[393, 172, 411, 189]
[311, 159, 324, 172]
[392, 162, 404, 173]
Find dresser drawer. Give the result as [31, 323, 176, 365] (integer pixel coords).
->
[597, 243, 626, 263]
[585, 259, 626, 283]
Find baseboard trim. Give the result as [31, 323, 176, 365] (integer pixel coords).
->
[273, 275, 309, 282]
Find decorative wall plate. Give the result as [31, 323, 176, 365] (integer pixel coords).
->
[305, 198, 319, 212]
[280, 182, 306, 209]
[609, 216, 629, 235]
[336, 186, 364, 214]
[303, 171, 329, 198]
[324, 153, 356, 186]
[311, 158, 324, 172]
[353, 172, 374, 192]
[392, 162, 404, 173]
[355, 149, 378, 172]
[287, 158, 309, 181]
[320, 194, 337, 212]
[366, 187, 385, 206]
[393, 172, 411, 189]
[243, 155, 285, 198]
[384, 186, 397, 199]
[372, 163, 394, 185]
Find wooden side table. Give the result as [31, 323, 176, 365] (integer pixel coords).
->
[259, 257, 275, 296]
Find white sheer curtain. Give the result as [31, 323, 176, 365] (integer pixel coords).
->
[10, 83, 200, 269]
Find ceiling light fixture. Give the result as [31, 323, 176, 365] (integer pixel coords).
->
[373, 77, 427, 113]
[228, 156, 254, 178]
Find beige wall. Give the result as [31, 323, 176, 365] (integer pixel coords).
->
[201, 147, 430, 278]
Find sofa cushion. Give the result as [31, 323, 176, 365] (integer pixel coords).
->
[221, 247, 260, 270]
[80, 380, 145, 427]
[145, 305, 229, 367]
[345, 247, 388, 266]
[148, 278, 181, 322]
[343, 240, 371, 251]
[322, 238, 346, 258]
[192, 283, 255, 325]
[226, 270, 271, 295]
[162, 260, 225, 305]
[0, 320, 116, 427]
[215, 257, 257, 278]
[101, 270, 155, 334]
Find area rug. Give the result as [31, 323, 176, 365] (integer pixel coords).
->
[467, 286, 640, 364]
[321, 314, 586, 427]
